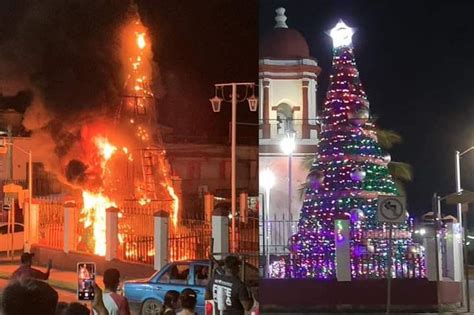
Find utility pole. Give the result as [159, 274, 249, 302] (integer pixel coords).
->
[6, 125, 12, 180]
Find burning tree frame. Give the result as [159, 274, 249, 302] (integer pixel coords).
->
[27, 8, 259, 266]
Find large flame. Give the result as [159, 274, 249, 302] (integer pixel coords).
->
[81, 190, 117, 256]
[166, 185, 179, 226]
[95, 136, 117, 161]
[77, 16, 180, 258]
[80, 136, 119, 256]
[136, 32, 146, 50]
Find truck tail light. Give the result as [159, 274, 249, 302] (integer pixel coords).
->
[205, 301, 213, 315]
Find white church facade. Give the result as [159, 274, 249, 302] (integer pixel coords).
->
[259, 7, 321, 224]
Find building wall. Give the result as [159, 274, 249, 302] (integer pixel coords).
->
[165, 144, 258, 213]
[0, 137, 65, 197]
[0, 137, 37, 182]
[259, 155, 311, 221]
[259, 58, 320, 222]
[259, 58, 320, 143]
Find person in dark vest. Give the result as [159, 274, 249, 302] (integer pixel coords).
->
[205, 256, 253, 315]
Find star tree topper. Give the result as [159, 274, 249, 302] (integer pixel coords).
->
[329, 20, 354, 48]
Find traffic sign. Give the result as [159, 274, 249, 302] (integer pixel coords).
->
[377, 196, 406, 224]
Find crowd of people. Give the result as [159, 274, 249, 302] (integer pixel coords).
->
[1, 253, 130, 315]
[0, 253, 253, 315]
[0, 277, 198, 315]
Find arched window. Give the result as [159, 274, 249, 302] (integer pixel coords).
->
[275, 103, 293, 135]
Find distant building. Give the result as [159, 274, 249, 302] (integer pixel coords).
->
[165, 142, 258, 216]
[0, 106, 62, 197]
[259, 8, 321, 220]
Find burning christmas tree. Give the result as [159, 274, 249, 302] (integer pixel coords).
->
[75, 7, 179, 256]
[289, 21, 424, 279]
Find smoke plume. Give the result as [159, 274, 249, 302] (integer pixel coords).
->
[0, 1, 130, 118]
[0, 1, 160, 188]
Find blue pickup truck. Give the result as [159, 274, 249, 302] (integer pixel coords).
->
[123, 259, 258, 315]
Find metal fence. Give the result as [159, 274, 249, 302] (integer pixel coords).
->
[118, 203, 155, 264]
[233, 216, 259, 267]
[169, 219, 212, 262]
[121, 235, 154, 264]
[236, 216, 259, 251]
[260, 214, 298, 256]
[32, 196, 239, 267]
[262, 214, 426, 279]
[121, 200, 174, 216]
[37, 199, 64, 249]
[353, 253, 425, 279]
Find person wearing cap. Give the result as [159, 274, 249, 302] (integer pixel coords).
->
[177, 288, 197, 315]
[205, 256, 253, 315]
[11, 252, 52, 281]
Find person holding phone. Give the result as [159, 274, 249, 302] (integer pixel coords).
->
[77, 263, 96, 301]
[92, 282, 111, 315]
[11, 252, 52, 281]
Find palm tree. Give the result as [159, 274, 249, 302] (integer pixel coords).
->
[375, 129, 402, 149]
[375, 128, 413, 196]
[297, 128, 413, 199]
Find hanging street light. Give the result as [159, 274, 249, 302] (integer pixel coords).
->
[210, 82, 257, 253]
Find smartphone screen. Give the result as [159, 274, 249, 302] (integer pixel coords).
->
[77, 262, 95, 301]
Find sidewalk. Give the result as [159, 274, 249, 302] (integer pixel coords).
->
[0, 263, 103, 293]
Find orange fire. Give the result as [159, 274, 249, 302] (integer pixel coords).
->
[78, 15, 181, 259]
[81, 190, 117, 256]
[94, 136, 117, 169]
[136, 32, 146, 50]
[166, 185, 179, 227]
[138, 197, 151, 206]
[122, 147, 133, 161]
[79, 136, 119, 256]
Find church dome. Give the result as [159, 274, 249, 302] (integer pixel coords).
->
[260, 8, 310, 59]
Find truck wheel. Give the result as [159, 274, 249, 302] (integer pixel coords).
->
[140, 299, 162, 315]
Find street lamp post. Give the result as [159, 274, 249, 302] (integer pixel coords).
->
[280, 131, 296, 234]
[210, 82, 257, 253]
[260, 168, 275, 277]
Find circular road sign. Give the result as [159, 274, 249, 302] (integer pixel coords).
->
[379, 198, 404, 222]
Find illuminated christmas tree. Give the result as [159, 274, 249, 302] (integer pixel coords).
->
[289, 21, 424, 279]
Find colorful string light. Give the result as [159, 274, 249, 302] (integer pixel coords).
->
[288, 35, 425, 280]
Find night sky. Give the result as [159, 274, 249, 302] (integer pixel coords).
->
[0, 1, 258, 145]
[260, 0, 474, 221]
[138, 0, 258, 144]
